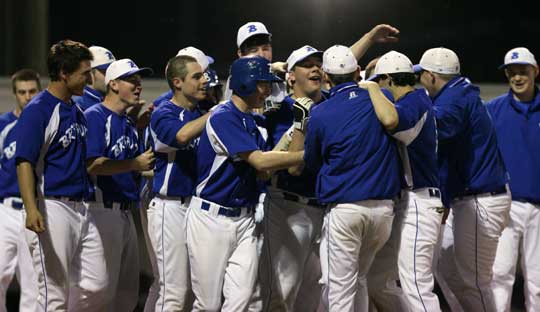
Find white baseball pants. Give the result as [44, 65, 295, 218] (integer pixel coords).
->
[0, 203, 37, 312]
[398, 189, 444, 312]
[147, 196, 192, 311]
[255, 191, 324, 311]
[187, 196, 258, 312]
[492, 201, 540, 312]
[320, 200, 394, 312]
[367, 199, 408, 312]
[88, 203, 139, 312]
[437, 191, 511, 312]
[25, 198, 108, 312]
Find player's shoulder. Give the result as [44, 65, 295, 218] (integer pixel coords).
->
[485, 92, 509, 108]
[0, 111, 16, 131]
[21, 91, 60, 117]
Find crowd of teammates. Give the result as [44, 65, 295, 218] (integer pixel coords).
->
[0, 20, 538, 312]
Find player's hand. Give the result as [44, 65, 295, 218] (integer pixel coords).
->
[293, 97, 314, 132]
[441, 208, 450, 224]
[358, 80, 380, 90]
[271, 61, 287, 73]
[136, 101, 154, 130]
[134, 148, 155, 171]
[26, 208, 45, 233]
[368, 24, 400, 44]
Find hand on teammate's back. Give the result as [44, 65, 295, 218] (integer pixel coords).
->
[133, 148, 155, 171]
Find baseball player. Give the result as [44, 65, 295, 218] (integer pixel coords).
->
[487, 47, 540, 312]
[73, 46, 116, 111]
[414, 47, 510, 311]
[147, 54, 210, 311]
[152, 47, 214, 106]
[0, 69, 41, 312]
[186, 56, 304, 312]
[15, 40, 108, 311]
[84, 58, 153, 311]
[361, 51, 443, 311]
[299, 45, 400, 312]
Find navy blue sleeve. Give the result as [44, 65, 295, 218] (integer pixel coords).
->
[304, 114, 323, 174]
[84, 110, 107, 159]
[433, 98, 465, 141]
[207, 112, 259, 157]
[150, 107, 186, 151]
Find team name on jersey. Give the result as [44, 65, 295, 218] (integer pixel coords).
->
[59, 123, 87, 148]
[2, 141, 16, 159]
[111, 135, 138, 157]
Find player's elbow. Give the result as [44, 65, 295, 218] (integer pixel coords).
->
[176, 132, 191, 146]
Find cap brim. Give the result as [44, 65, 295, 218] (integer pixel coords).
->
[94, 63, 112, 71]
[366, 74, 379, 81]
[288, 51, 323, 71]
[239, 32, 272, 48]
[498, 61, 537, 70]
[119, 67, 154, 79]
[413, 64, 424, 73]
[207, 56, 215, 65]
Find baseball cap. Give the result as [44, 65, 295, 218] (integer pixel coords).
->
[237, 22, 271, 48]
[322, 45, 358, 75]
[286, 45, 323, 71]
[413, 47, 460, 75]
[176, 46, 214, 71]
[105, 59, 153, 85]
[499, 47, 537, 69]
[368, 51, 413, 81]
[89, 46, 116, 70]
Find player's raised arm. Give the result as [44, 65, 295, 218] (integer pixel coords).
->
[349, 24, 400, 61]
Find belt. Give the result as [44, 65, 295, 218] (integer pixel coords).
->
[103, 201, 133, 211]
[412, 187, 441, 199]
[281, 192, 323, 207]
[192, 196, 253, 218]
[458, 186, 507, 199]
[153, 194, 188, 204]
[1, 197, 24, 209]
[50, 195, 84, 202]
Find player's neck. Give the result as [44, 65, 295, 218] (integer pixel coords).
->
[102, 95, 128, 115]
[172, 92, 197, 111]
[392, 86, 415, 101]
[13, 107, 22, 118]
[513, 88, 535, 103]
[231, 95, 250, 113]
[47, 82, 73, 103]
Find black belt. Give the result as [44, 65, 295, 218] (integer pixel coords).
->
[460, 186, 507, 198]
[103, 201, 133, 210]
[200, 201, 253, 218]
[282, 192, 323, 207]
[0, 197, 24, 209]
[427, 188, 441, 198]
[51, 196, 84, 201]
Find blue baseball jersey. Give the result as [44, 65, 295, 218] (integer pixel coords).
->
[73, 86, 103, 111]
[391, 89, 439, 190]
[264, 93, 328, 199]
[0, 112, 20, 198]
[150, 100, 202, 197]
[486, 87, 540, 204]
[432, 77, 507, 203]
[15, 90, 90, 198]
[153, 90, 173, 107]
[195, 100, 269, 208]
[85, 104, 142, 202]
[304, 82, 400, 204]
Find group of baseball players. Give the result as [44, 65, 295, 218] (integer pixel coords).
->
[0, 20, 538, 312]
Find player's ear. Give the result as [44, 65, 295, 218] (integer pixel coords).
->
[109, 80, 120, 93]
[288, 71, 296, 85]
[237, 49, 243, 59]
[172, 77, 183, 91]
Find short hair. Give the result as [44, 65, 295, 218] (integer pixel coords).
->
[47, 40, 93, 81]
[239, 34, 272, 56]
[327, 72, 357, 86]
[387, 72, 416, 87]
[11, 69, 42, 93]
[165, 55, 198, 90]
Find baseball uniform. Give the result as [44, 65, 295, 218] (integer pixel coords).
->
[72, 86, 103, 111]
[187, 100, 269, 311]
[304, 81, 401, 312]
[147, 100, 204, 311]
[431, 76, 510, 312]
[487, 85, 540, 312]
[84, 103, 142, 311]
[15, 90, 108, 311]
[0, 111, 37, 312]
[253, 93, 327, 312]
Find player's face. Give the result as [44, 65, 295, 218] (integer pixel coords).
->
[240, 44, 273, 62]
[65, 60, 92, 96]
[13, 80, 40, 109]
[117, 74, 143, 105]
[247, 81, 272, 109]
[505, 64, 538, 98]
[181, 62, 208, 101]
[291, 56, 323, 97]
[418, 70, 437, 97]
[92, 68, 107, 94]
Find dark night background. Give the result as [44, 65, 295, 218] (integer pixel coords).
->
[3, 0, 538, 82]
